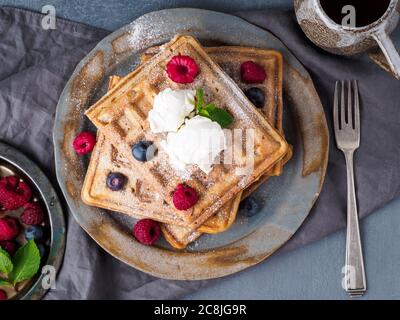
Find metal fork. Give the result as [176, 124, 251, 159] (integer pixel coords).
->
[333, 80, 366, 297]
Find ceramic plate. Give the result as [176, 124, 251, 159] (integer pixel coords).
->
[53, 8, 328, 280]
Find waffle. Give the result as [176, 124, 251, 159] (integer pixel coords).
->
[83, 131, 290, 249]
[83, 40, 290, 249]
[162, 146, 292, 249]
[155, 46, 288, 248]
[82, 76, 242, 232]
[141, 45, 285, 176]
[85, 35, 289, 230]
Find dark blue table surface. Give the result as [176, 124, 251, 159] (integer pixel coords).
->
[0, 0, 290, 30]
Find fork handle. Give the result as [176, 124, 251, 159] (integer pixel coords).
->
[344, 150, 367, 295]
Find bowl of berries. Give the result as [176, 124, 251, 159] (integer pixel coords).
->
[0, 141, 65, 300]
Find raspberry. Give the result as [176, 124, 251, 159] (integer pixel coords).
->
[0, 176, 32, 210]
[166, 55, 199, 84]
[172, 184, 198, 210]
[0, 240, 18, 256]
[0, 290, 6, 301]
[133, 219, 161, 245]
[0, 176, 18, 189]
[240, 61, 266, 84]
[0, 217, 20, 241]
[72, 131, 96, 155]
[20, 202, 44, 225]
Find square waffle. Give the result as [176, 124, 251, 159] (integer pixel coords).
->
[141, 45, 285, 176]
[85, 35, 289, 229]
[83, 42, 291, 247]
[162, 146, 292, 249]
[139, 45, 290, 248]
[82, 76, 241, 231]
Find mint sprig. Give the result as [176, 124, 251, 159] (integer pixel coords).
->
[195, 88, 204, 114]
[0, 240, 41, 288]
[0, 247, 13, 275]
[0, 278, 12, 287]
[195, 89, 233, 128]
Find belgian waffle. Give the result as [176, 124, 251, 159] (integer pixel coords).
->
[85, 35, 289, 229]
[162, 146, 293, 249]
[141, 45, 285, 176]
[155, 45, 289, 248]
[83, 41, 290, 248]
[82, 76, 242, 232]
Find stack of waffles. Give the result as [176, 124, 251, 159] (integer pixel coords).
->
[82, 35, 292, 249]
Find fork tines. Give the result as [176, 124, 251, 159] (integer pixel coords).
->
[333, 80, 360, 149]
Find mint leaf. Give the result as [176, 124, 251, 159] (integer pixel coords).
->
[0, 247, 13, 276]
[0, 278, 12, 287]
[9, 240, 40, 285]
[206, 107, 233, 128]
[204, 103, 217, 112]
[198, 108, 210, 117]
[195, 88, 234, 128]
[198, 103, 217, 119]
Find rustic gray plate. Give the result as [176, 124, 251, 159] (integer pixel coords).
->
[53, 8, 328, 280]
[0, 141, 65, 299]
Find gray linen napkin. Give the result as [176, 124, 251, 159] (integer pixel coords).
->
[0, 7, 399, 299]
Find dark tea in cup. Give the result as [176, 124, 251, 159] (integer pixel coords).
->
[319, 0, 391, 27]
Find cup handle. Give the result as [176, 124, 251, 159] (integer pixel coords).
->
[372, 30, 400, 80]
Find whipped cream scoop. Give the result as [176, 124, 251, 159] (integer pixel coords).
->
[148, 88, 195, 133]
[161, 115, 226, 174]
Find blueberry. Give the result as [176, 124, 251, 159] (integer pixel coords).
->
[239, 196, 260, 217]
[244, 87, 265, 108]
[37, 243, 46, 258]
[106, 172, 127, 191]
[132, 141, 157, 162]
[25, 226, 44, 240]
